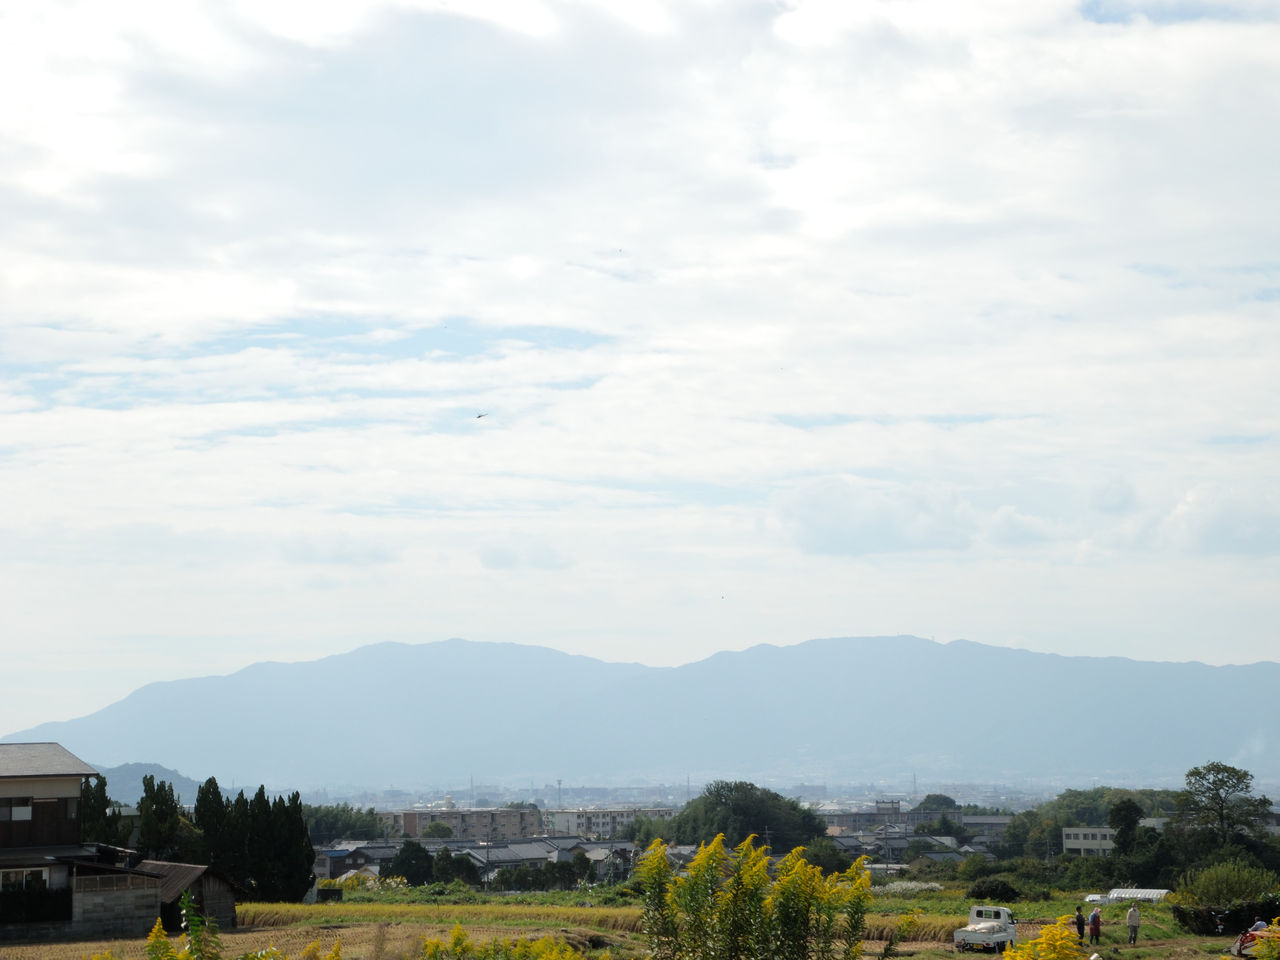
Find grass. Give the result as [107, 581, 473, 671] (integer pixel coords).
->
[238, 901, 643, 934]
[0, 883, 1245, 960]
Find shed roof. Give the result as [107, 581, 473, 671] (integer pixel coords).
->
[0, 743, 98, 780]
[136, 860, 211, 904]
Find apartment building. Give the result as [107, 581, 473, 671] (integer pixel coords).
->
[545, 807, 677, 839]
[395, 806, 543, 843]
[1062, 826, 1117, 856]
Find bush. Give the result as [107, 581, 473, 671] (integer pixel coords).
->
[1172, 899, 1280, 936]
[966, 878, 1021, 903]
[958, 856, 994, 882]
[637, 835, 873, 960]
[1175, 859, 1280, 907]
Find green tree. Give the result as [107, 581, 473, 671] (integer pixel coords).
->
[802, 837, 853, 876]
[422, 822, 454, 838]
[957, 855, 993, 882]
[668, 781, 826, 852]
[433, 846, 479, 886]
[543, 859, 577, 890]
[137, 776, 198, 861]
[493, 865, 535, 891]
[623, 814, 669, 847]
[1175, 858, 1280, 907]
[1064, 852, 1115, 888]
[1109, 798, 1143, 855]
[193, 777, 227, 867]
[914, 794, 959, 812]
[433, 845, 456, 883]
[81, 776, 126, 846]
[222, 791, 251, 888]
[997, 811, 1059, 860]
[914, 813, 971, 844]
[388, 840, 435, 885]
[1178, 762, 1273, 846]
[274, 791, 315, 900]
[230, 787, 313, 901]
[302, 803, 384, 844]
[246, 786, 273, 897]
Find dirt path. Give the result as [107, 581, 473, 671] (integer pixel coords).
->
[0, 921, 642, 960]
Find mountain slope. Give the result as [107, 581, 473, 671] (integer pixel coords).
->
[5, 636, 1276, 791]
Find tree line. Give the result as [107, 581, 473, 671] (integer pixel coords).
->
[622, 763, 1277, 898]
[382, 839, 481, 886]
[80, 774, 314, 901]
[912, 761, 1278, 899]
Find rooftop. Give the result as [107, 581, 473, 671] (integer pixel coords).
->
[0, 742, 98, 780]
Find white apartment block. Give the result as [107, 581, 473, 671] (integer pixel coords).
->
[546, 807, 676, 838]
[1062, 826, 1116, 857]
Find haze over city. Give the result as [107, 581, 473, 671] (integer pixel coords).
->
[2, 0, 1278, 738]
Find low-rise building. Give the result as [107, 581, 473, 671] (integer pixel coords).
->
[0, 742, 162, 942]
[392, 806, 544, 843]
[1062, 826, 1116, 857]
[545, 807, 676, 839]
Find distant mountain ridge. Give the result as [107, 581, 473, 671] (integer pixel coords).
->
[6, 636, 1277, 792]
[94, 762, 204, 808]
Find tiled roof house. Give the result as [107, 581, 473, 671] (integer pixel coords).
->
[0, 742, 161, 941]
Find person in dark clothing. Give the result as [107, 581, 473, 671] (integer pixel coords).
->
[1075, 907, 1086, 943]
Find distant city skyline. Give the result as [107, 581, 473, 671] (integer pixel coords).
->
[2, 0, 1278, 737]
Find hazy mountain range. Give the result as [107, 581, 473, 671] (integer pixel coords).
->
[6, 637, 1277, 795]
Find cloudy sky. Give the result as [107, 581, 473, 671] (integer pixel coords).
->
[3, 0, 1278, 736]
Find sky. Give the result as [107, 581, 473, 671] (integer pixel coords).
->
[2, 0, 1278, 737]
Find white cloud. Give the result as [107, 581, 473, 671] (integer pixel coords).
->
[1163, 486, 1280, 555]
[0, 0, 1278, 736]
[779, 478, 976, 554]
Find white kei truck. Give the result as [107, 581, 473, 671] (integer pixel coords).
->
[954, 905, 1017, 952]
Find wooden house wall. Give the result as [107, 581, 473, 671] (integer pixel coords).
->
[199, 875, 237, 929]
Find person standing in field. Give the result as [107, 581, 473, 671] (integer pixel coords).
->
[1126, 904, 1140, 944]
[1089, 907, 1103, 945]
[1075, 907, 1086, 943]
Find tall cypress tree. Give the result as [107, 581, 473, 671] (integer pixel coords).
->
[281, 791, 315, 900]
[193, 777, 228, 867]
[247, 786, 273, 898]
[138, 775, 183, 860]
[222, 790, 251, 889]
[81, 776, 125, 845]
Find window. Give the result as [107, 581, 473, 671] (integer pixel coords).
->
[0, 868, 47, 891]
[0, 798, 33, 821]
